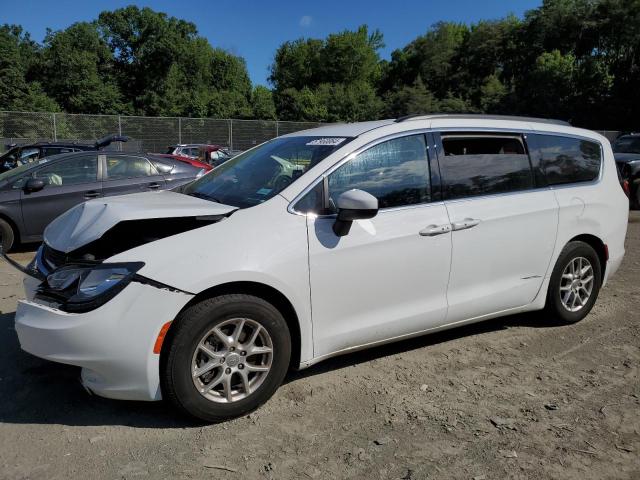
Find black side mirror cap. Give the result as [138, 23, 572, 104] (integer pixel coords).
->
[24, 178, 45, 193]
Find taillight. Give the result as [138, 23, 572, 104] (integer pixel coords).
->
[622, 179, 630, 198]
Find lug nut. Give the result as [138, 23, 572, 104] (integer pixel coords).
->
[240, 351, 246, 356]
[225, 367, 231, 374]
[230, 347, 235, 351]
[238, 364, 244, 369]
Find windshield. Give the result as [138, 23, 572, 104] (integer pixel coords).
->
[613, 136, 640, 154]
[182, 136, 351, 208]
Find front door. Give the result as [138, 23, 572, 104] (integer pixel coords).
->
[306, 133, 452, 358]
[20, 153, 101, 237]
[435, 132, 559, 323]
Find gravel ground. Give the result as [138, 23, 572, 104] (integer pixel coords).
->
[0, 213, 638, 480]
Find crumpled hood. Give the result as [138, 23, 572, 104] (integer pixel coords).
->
[44, 190, 236, 253]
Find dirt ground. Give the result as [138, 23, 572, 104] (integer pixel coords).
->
[0, 214, 638, 480]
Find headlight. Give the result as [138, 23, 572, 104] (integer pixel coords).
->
[44, 262, 144, 312]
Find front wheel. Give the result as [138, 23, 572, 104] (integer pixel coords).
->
[545, 241, 602, 324]
[0, 218, 15, 253]
[161, 294, 291, 422]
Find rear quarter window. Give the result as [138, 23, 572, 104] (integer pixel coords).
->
[528, 134, 601, 186]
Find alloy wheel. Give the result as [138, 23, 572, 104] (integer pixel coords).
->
[191, 318, 273, 403]
[559, 256, 594, 312]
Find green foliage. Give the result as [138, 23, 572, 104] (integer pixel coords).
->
[270, 25, 384, 121]
[251, 86, 277, 120]
[42, 22, 124, 114]
[1, 1, 639, 129]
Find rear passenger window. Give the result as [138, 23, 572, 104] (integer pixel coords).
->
[528, 134, 601, 186]
[440, 134, 534, 200]
[327, 134, 431, 210]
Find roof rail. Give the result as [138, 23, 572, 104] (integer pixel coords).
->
[394, 113, 571, 126]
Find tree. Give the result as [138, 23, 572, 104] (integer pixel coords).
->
[0, 25, 58, 111]
[383, 76, 437, 117]
[270, 25, 384, 122]
[251, 86, 277, 120]
[96, 6, 252, 117]
[42, 22, 124, 114]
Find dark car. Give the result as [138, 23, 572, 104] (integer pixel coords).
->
[612, 134, 640, 208]
[0, 151, 203, 251]
[0, 134, 129, 173]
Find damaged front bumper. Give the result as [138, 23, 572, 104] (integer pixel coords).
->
[4, 247, 194, 401]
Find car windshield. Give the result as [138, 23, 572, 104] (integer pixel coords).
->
[613, 136, 640, 154]
[182, 136, 351, 208]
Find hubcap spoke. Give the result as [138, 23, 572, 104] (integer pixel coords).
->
[193, 361, 218, 378]
[248, 345, 273, 355]
[201, 370, 224, 393]
[199, 343, 224, 359]
[213, 327, 234, 348]
[222, 374, 233, 402]
[239, 369, 251, 395]
[246, 363, 270, 372]
[232, 319, 246, 343]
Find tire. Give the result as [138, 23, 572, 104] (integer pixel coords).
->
[633, 182, 640, 210]
[161, 294, 291, 422]
[545, 241, 602, 324]
[0, 218, 15, 253]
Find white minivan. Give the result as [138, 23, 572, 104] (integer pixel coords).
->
[7, 115, 628, 422]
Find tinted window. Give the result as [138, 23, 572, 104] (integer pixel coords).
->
[530, 134, 601, 185]
[327, 134, 430, 210]
[440, 134, 534, 199]
[612, 136, 640, 154]
[43, 147, 76, 157]
[106, 155, 157, 179]
[34, 155, 97, 186]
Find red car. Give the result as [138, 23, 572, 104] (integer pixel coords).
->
[152, 154, 213, 172]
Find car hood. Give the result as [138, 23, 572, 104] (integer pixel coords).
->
[614, 153, 640, 164]
[44, 190, 236, 253]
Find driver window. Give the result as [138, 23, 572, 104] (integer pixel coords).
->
[327, 134, 431, 211]
[34, 155, 98, 186]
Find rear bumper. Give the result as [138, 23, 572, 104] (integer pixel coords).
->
[603, 247, 625, 287]
[16, 281, 193, 401]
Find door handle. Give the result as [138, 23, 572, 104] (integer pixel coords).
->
[147, 182, 161, 190]
[419, 224, 452, 236]
[451, 218, 481, 231]
[84, 190, 101, 199]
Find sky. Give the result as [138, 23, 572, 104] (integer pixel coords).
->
[2, 0, 542, 86]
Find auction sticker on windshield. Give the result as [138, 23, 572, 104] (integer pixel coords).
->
[306, 137, 347, 146]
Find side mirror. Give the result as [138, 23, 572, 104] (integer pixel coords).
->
[333, 189, 378, 237]
[24, 178, 45, 193]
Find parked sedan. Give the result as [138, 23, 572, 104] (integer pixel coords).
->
[152, 153, 213, 172]
[0, 151, 203, 251]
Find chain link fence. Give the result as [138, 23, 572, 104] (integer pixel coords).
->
[1, 111, 624, 154]
[0, 111, 326, 153]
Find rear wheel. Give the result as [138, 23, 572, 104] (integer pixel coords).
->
[545, 241, 602, 324]
[161, 294, 291, 422]
[0, 218, 15, 253]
